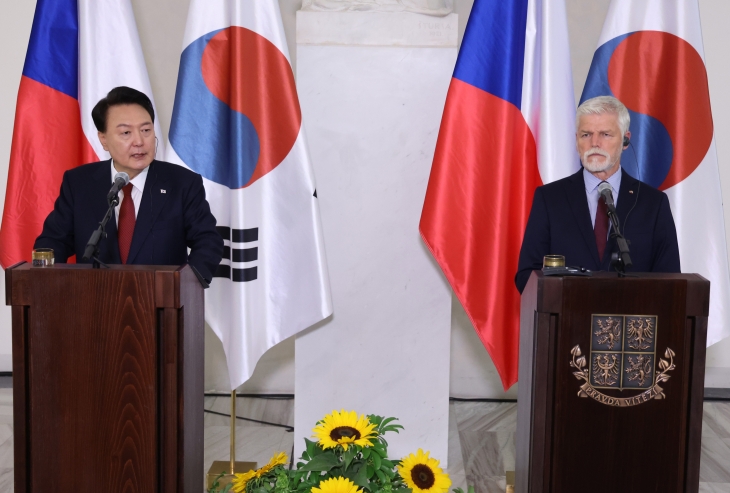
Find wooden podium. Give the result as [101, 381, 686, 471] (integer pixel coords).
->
[516, 272, 710, 493]
[5, 263, 204, 493]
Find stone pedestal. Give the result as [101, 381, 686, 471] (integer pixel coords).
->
[294, 10, 457, 464]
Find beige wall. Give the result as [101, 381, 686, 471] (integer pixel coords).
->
[1, 0, 729, 392]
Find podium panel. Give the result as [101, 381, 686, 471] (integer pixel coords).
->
[6, 263, 204, 493]
[516, 272, 709, 493]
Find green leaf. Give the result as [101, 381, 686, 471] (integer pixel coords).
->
[305, 438, 324, 458]
[342, 468, 358, 482]
[362, 448, 372, 460]
[372, 453, 382, 470]
[372, 447, 386, 459]
[299, 452, 341, 472]
[379, 417, 397, 428]
[367, 465, 375, 479]
[381, 459, 394, 469]
[353, 464, 370, 489]
[344, 446, 357, 470]
[368, 415, 383, 426]
[375, 469, 386, 483]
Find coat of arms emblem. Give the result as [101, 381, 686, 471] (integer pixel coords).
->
[569, 315, 676, 407]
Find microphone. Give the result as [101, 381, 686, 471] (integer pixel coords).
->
[597, 181, 616, 212]
[107, 172, 130, 204]
[597, 181, 633, 273]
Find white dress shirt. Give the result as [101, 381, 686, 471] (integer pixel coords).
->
[110, 161, 148, 226]
[583, 166, 622, 228]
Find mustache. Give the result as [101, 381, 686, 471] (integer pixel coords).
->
[583, 148, 610, 161]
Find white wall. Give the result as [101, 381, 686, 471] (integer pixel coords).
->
[1, 0, 729, 392]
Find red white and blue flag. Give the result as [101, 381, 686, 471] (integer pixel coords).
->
[0, 0, 161, 268]
[167, 0, 332, 390]
[420, 0, 577, 389]
[582, 0, 730, 347]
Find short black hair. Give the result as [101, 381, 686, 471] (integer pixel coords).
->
[91, 86, 155, 132]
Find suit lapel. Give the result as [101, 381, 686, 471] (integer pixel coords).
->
[564, 169, 602, 266]
[127, 161, 169, 264]
[93, 161, 121, 263]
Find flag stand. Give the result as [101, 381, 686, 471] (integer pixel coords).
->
[206, 390, 257, 490]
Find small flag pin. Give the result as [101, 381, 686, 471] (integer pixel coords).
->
[161, 189, 166, 194]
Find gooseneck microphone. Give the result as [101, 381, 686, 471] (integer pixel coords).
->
[597, 181, 632, 274]
[107, 172, 130, 204]
[597, 181, 616, 212]
[83, 171, 130, 265]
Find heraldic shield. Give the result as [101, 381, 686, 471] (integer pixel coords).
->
[589, 315, 657, 390]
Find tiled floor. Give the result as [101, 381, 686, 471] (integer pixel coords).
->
[0, 389, 729, 492]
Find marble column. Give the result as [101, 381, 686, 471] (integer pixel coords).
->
[294, 10, 458, 464]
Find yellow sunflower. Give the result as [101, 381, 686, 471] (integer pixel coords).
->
[312, 410, 377, 450]
[311, 477, 363, 493]
[397, 449, 451, 493]
[231, 469, 257, 493]
[258, 451, 289, 476]
[231, 452, 289, 493]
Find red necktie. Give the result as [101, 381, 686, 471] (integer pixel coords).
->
[118, 183, 135, 264]
[594, 191, 609, 261]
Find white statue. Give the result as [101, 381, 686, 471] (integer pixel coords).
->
[301, 0, 453, 16]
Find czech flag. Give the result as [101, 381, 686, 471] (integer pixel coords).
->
[167, 0, 332, 390]
[0, 0, 161, 268]
[581, 0, 730, 347]
[420, 0, 577, 389]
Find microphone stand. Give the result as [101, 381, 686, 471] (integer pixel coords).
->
[82, 194, 118, 269]
[606, 207, 633, 276]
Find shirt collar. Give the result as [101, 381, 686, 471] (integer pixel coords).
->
[583, 165, 622, 194]
[110, 159, 149, 193]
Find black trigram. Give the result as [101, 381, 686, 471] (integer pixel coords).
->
[214, 226, 258, 282]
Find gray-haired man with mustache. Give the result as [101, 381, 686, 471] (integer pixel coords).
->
[514, 96, 680, 292]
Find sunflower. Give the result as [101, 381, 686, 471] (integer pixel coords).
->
[231, 452, 289, 493]
[311, 477, 363, 493]
[397, 449, 451, 493]
[312, 410, 378, 450]
[231, 469, 256, 493]
[257, 451, 289, 476]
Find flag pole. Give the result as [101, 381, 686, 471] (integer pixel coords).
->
[206, 389, 256, 489]
[230, 389, 236, 474]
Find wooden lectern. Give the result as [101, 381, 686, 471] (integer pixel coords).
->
[5, 263, 204, 493]
[516, 272, 710, 493]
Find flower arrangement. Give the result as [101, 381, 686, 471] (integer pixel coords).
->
[209, 410, 472, 493]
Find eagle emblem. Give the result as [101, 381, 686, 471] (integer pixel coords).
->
[592, 353, 619, 386]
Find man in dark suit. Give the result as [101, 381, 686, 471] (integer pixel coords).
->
[35, 86, 223, 284]
[515, 96, 680, 293]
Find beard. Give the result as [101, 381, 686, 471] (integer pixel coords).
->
[581, 148, 620, 173]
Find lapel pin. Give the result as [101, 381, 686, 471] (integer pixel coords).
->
[161, 189, 166, 194]
[629, 190, 634, 194]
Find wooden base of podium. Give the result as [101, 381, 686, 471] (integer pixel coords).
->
[207, 461, 257, 490]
